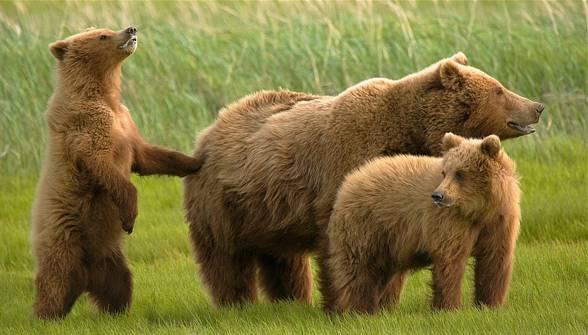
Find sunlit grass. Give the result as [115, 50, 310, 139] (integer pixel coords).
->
[1, 174, 587, 334]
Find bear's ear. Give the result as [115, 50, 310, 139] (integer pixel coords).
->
[481, 135, 501, 158]
[450, 52, 468, 66]
[49, 40, 69, 60]
[442, 132, 464, 151]
[85, 27, 96, 32]
[439, 60, 464, 90]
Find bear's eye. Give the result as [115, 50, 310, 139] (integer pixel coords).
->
[99, 35, 108, 41]
[455, 170, 465, 181]
[441, 171, 446, 178]
[495, 88, 503, 96]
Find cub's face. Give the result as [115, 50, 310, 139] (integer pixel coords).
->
[49, 27, 138, 69]
[439, 60, 544, 139]
[431, 133, 502, 213]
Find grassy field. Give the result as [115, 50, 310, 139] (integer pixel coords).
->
[0, 1, 587, 334]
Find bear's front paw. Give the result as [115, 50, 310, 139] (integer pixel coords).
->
[119, 185, 138, 234]
[179, 156, 204, 177]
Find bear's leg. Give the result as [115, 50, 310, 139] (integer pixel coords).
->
[334, 270, 384, 314]
[87, 251, 132, 314]
[34, 243, 87, 319]
[317, 247, 337, 311]
[197, 250, 258, 306]
[430, 256, 469, 310]
[319, 233, 385, 314]
[379, 271, 408, 309]
[473, 220, 518, 308]
[257, 254, 312, 304]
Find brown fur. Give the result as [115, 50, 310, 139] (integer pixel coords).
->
[183, 52, 539, 306]
[31, 27, 201, 319]
[321, 133, 520, 313]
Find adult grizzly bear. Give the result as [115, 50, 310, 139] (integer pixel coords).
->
[321, 133, 520, 313]
[32, 27, 201, 319]
[183, 53, 542, 307]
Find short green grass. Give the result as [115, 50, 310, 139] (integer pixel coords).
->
[1, 176, 587, 334]
[0, 1, 586, 334]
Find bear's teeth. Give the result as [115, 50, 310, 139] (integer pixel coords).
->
[507, 122, 535, 134]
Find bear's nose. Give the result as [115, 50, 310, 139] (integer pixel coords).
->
[431, 192, 444, 203]
[536, 103, 545, 115]
[126, 27, 137, 35]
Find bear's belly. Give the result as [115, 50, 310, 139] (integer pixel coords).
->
[240, 221, 321, 256]
[223, 186, 322, 255]
[406, 251, 433, 270]
[112, 137, 134, 175]
[79, 187, 123, 257]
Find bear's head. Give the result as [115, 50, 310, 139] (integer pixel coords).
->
[432, 132, 516, 215]
[49, 27, 137, 72]
[437, 57, 544, 139]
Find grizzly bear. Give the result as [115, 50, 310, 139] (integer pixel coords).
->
[183, 52, 541, 307]
[31, 27, 201, 319]
[320, 133, 520, 313]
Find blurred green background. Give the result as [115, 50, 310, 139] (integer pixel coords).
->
[1, 1, 586, 172]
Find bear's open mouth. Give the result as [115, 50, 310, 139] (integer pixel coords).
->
[119, 36, 137, 53]
[507, 122, 535, 134]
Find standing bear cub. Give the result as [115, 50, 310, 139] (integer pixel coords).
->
[321, 133, 520, 314]
[32, 27, 201, 319]
[184, 52, 541, 307]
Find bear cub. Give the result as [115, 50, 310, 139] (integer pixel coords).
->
[321, 133, 521, 313]
[31, 27, 201, 319]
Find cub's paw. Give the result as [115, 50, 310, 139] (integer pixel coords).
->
[187, 156, 204, 174]
[119, 185, 138, 234]
[179, 155, 205, 177]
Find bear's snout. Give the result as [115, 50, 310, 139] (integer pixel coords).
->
[125, 27, 137, 36]
[432, 191, 444, 205]
[535, 103, 545, 115]
[118, 27, 138, 52]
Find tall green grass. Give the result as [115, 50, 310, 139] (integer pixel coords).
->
[0, 1, 586, 173]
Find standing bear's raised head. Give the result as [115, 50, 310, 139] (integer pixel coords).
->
[49, 27, 138, 75]
[432, 132, 519, 216]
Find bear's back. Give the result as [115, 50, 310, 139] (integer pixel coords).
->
[334, 155, 443, 222]
[342, 155, 441, 194]
[196, 90, 327, 187]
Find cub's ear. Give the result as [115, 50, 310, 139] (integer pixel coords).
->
[442, 132, 464, 151]
[481, 135, 501, 158]
[450, 52, 468, 65]
[49, 40, 68, 60]
[439, 59, 464, 90]
[85, 27, 96, 32]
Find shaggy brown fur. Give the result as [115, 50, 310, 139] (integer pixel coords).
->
[31, 27, 201, 319]
[183, 52, 540, 307]
[321, 133, 520, 313]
